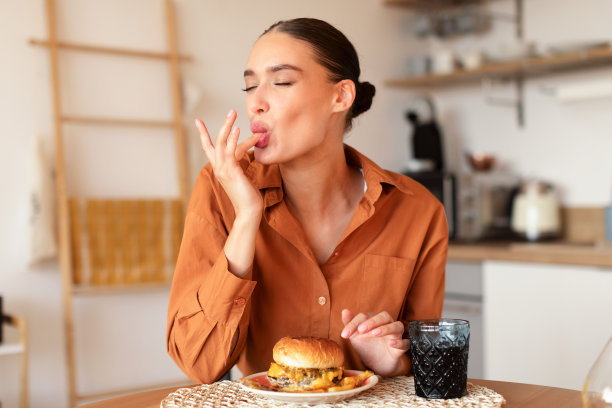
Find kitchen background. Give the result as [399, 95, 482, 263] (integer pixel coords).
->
[1, 0, 612, 407]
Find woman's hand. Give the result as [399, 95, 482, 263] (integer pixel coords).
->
[340, 309, 411, 377]
[196, 109, 263, 218]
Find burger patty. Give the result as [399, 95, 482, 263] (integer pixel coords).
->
[266, 362, 343, 390]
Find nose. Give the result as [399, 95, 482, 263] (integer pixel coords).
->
[247, 85, 269, 115]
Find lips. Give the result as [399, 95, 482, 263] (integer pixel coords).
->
[250, 122, 270, 148]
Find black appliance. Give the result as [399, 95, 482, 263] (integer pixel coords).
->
[0, 295, 3, 344]
[405, 171, 456, 239]
[406, 96, 445, 171]
[404, 96, 456, 238]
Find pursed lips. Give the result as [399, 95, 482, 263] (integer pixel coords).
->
[250, 122, 270, 148]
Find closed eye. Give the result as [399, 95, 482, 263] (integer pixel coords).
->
[242, 86, 257, 92]
[275, 82, 293, 86]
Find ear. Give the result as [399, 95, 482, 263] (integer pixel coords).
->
[331, 79, 356, 114]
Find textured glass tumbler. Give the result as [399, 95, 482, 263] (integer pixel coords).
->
[409, 319, 470, 399]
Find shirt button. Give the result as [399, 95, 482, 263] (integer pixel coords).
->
[318, 296, 327, 306]
[234, 297, 246, 306]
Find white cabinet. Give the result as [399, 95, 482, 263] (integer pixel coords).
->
[482, 261, 612, 390]
[443, 261, 484, 379]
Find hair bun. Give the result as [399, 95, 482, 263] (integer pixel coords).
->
[352, 81, 376, 118]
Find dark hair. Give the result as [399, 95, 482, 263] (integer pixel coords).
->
[262, 18, 376, 131]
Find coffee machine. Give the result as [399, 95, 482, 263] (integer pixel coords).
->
[403, 95, 456, 238]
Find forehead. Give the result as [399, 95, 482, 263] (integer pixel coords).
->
[246, 31, 319, 73]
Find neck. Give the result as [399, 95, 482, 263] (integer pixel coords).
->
[280, 143, 362, 218]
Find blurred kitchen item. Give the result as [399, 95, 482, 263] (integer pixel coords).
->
[511, 180, 561, 241]
[606, 185, 612, 242]
[0, 295, 3, 344]
[410, 13, 434, 38]
[405, 95, 445, 171]
[547, 40, 610, 55]
[455, 6, 491, 35]
[410, 6, 491, 39]
[466, 152, 495, 172]
[606, 206, 612, 242]
[460, 50, 484, 70]
[457, 172, 520, 241]
[406, 158, 436, 173]
[432, 49, 456, 74]
[405, 171, 457, 238]
[435, 12, 456, 39]
[408, 55, 431, 77]
[487, 41, 536, 62]
[582, 336, 612, 408]
[404, 95, 454, 237]
[546, 79, 612, 103]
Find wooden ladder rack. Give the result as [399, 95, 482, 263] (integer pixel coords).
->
[32, 0, 191, 406]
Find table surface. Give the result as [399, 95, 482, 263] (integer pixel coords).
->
[77, 379, 582, 408]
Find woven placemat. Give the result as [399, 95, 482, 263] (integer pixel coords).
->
[161, 376, 506, 408]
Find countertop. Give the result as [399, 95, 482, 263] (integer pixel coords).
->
[448, 240, 612, 268]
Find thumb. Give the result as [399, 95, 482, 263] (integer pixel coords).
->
[341, 308, 353, 326]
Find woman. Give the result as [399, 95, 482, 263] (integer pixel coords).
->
[166, 18, 448, 384]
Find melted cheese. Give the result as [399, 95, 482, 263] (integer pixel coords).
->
[267, 363, 343, 391]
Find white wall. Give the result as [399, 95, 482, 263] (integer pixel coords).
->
[1, 0, 611, 407]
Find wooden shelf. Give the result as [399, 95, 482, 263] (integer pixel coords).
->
[0, 343, 25, 356]
[383, 0, 487, 9]
[386, 45, 612, 88]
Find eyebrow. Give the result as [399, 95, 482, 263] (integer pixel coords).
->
[243, 64, 303, 77]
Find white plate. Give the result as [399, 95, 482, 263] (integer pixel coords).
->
[239, 370, 379, 404]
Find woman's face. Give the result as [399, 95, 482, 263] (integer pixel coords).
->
[243, 31, 346, 165]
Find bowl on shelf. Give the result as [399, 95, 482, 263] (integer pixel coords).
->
[466, 152, 495, 172]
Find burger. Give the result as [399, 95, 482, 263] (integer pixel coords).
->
[266, 336, 345, 392]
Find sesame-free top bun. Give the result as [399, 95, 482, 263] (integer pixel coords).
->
[273, 336, 344, 369]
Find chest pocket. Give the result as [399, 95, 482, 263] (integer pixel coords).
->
[358, 254, 416, 319]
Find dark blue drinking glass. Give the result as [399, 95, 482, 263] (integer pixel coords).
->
[409, 319, 470, 399]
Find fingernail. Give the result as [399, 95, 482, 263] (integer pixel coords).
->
[226, 109, 234, 118]
[194, 119, 201, 127]
[372, 328, 382, 336]
[389, 339, 397, 346]
[358, 324, 368, 333]
[341, 328, 349, 338]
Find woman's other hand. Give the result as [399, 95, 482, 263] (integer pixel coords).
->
[340, 309, 411, 377]
[196, 109, 263, 218]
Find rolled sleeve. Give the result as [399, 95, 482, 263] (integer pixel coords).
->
[166, 169, 258, 383]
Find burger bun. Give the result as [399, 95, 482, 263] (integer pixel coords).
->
[273, 336, 344, 369]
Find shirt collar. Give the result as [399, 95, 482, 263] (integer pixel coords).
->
[243, 144, 414, 208]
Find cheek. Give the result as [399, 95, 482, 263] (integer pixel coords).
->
[275, 89, 332, 130]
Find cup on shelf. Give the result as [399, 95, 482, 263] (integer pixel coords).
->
[408, 55, 431, 77]
[460, 50, 484, 70]
[432, 49, 456, 75]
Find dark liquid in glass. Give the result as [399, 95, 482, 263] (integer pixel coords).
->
[410, 341, 469, 399]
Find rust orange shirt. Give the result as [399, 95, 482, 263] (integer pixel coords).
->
[166, 145, 448, 383]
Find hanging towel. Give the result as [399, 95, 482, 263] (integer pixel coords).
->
[29, 134, 57, 265]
